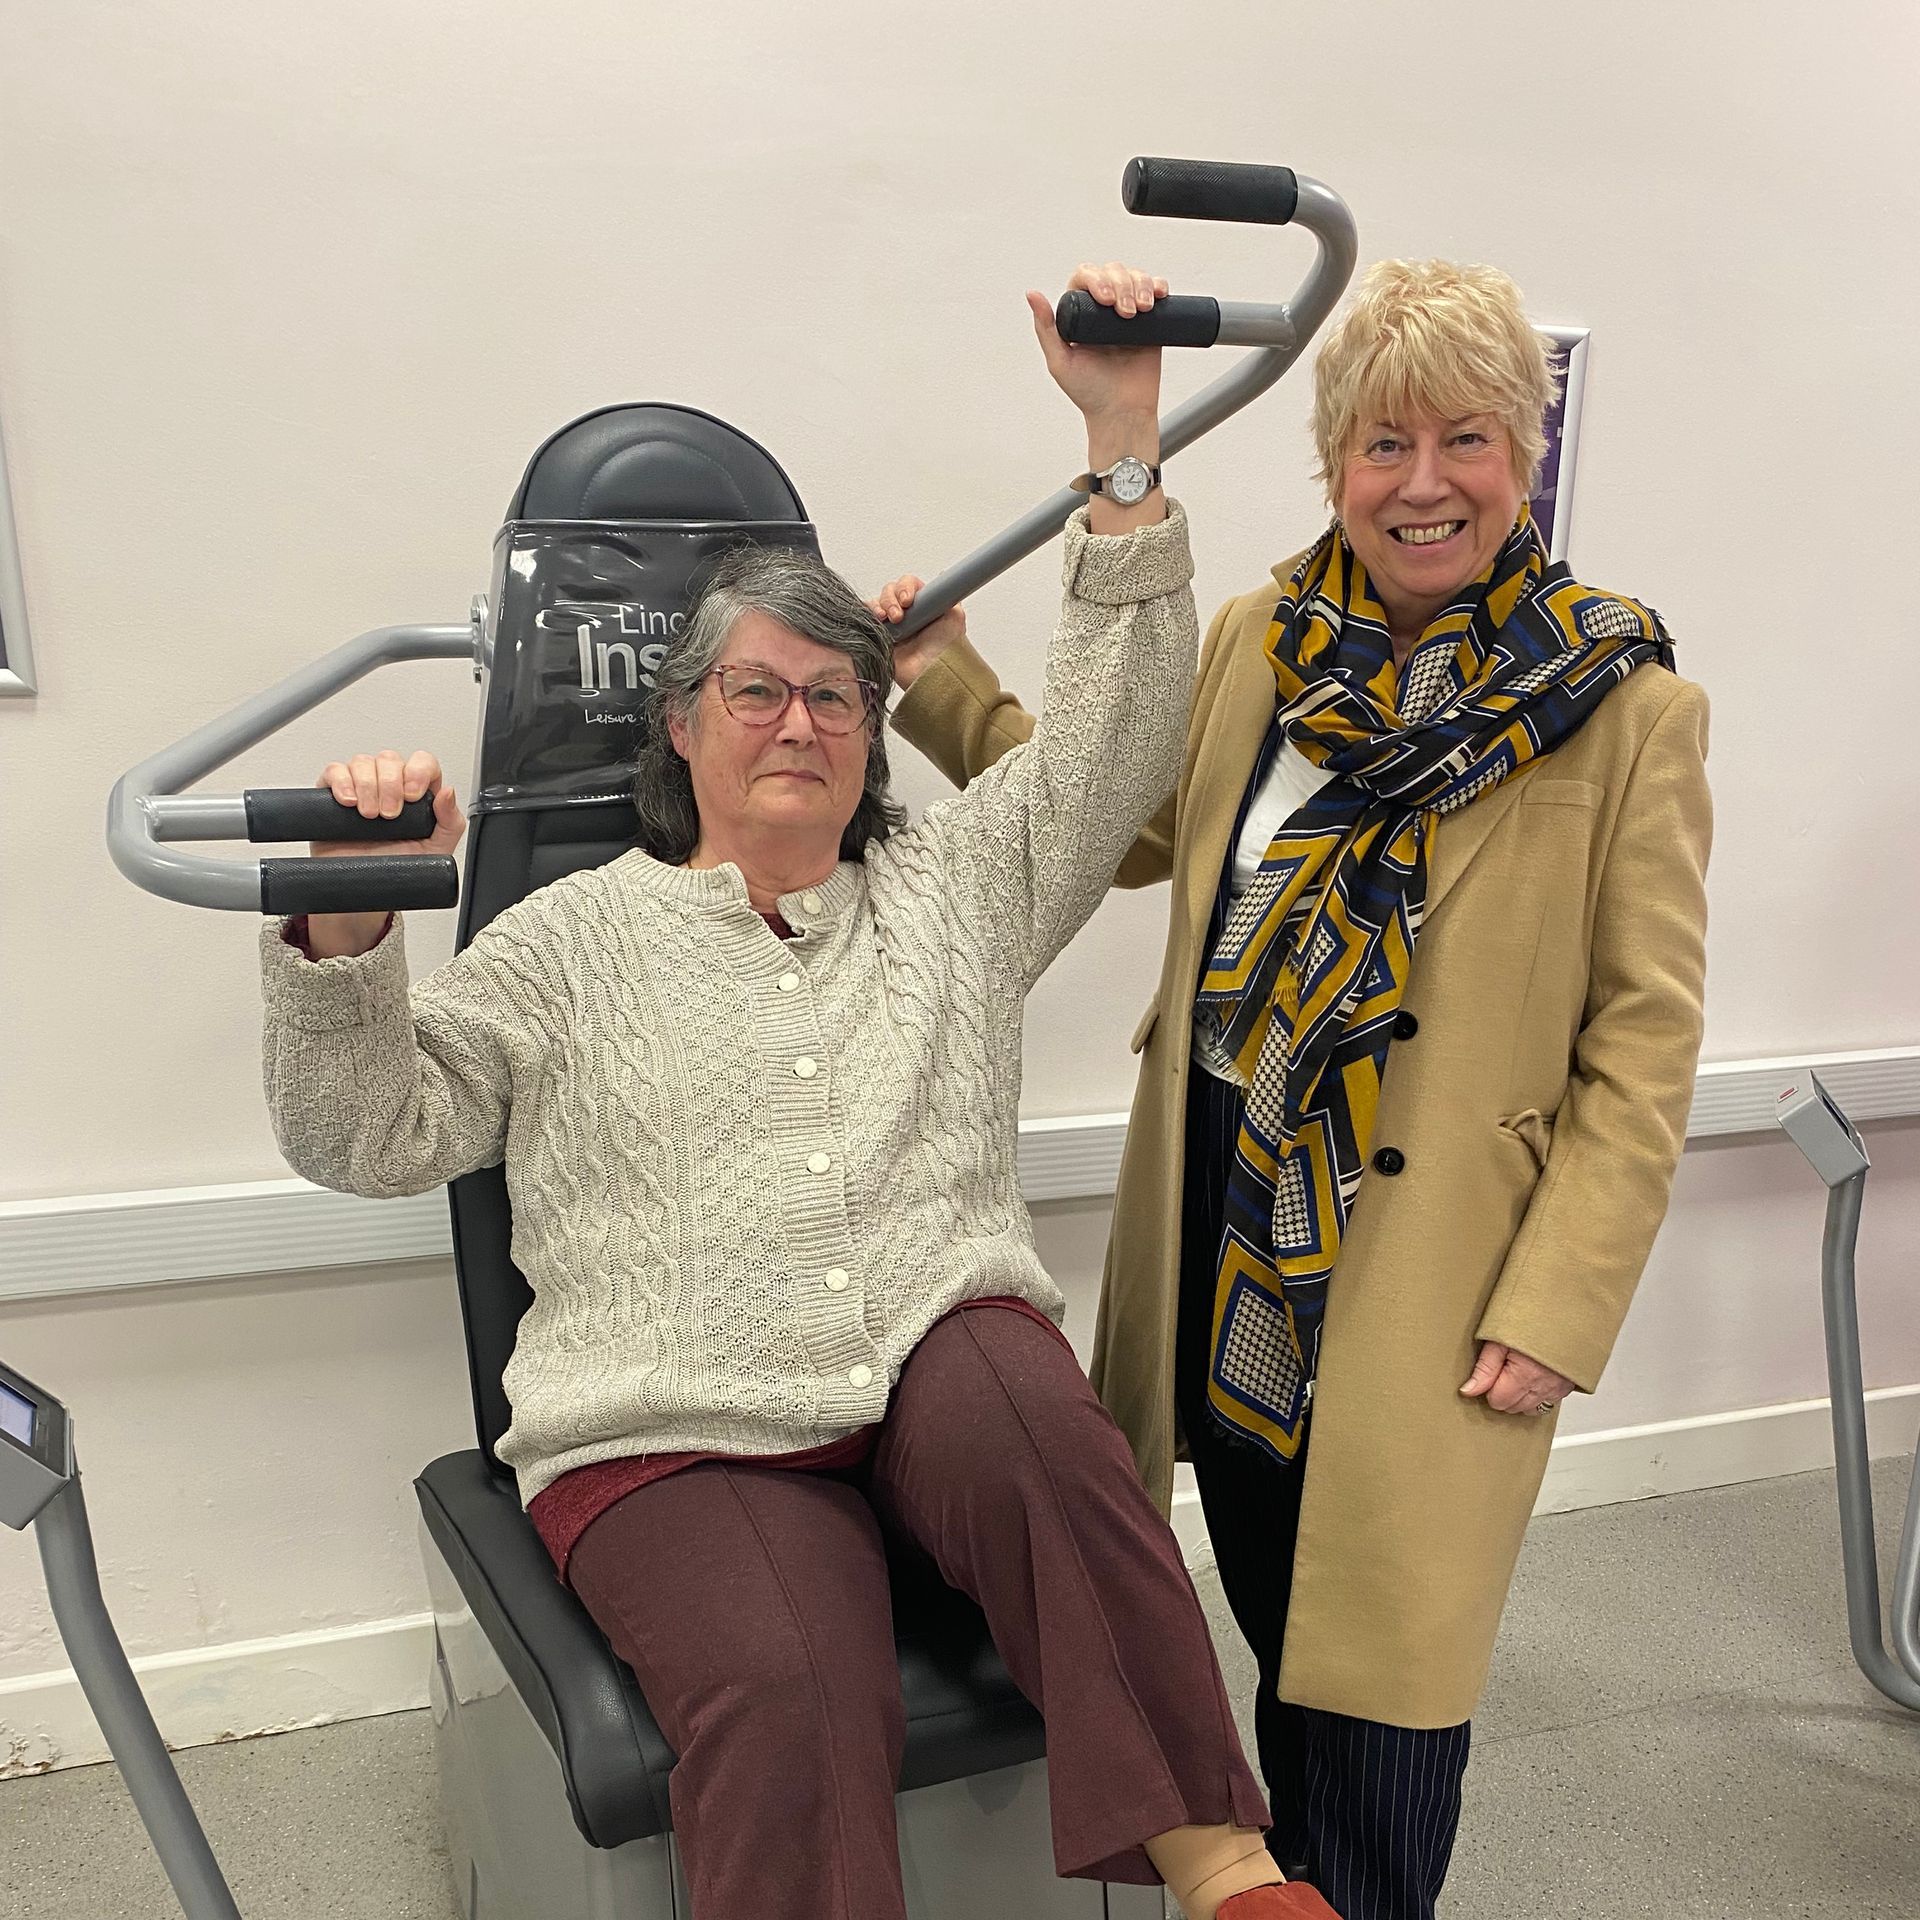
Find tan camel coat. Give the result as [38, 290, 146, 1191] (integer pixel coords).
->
[891, 554, 1711, 1726]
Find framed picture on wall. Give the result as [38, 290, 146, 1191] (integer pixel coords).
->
[0, 407, 36, 697]
[1530, 325, 1589, 566]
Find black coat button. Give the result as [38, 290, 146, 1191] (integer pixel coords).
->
[1394, 1011, 1420, 1040]
[1372, 1147, 1406, 1175]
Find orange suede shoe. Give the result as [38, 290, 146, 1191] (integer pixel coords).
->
[1215, 1883, 1342, 1919]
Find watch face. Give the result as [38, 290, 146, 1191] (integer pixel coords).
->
[1108, 456, 1151, 506]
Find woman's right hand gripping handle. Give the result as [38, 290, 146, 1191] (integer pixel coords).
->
[872, 259, 1170, 694]
[306, 749, 467, 958]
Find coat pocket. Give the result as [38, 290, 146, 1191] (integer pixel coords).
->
[1496, 1107, 1556, 1170]
[1130, 994, 1162, 1055]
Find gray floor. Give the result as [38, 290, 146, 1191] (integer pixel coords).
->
[4, 1459, 1916, 1918]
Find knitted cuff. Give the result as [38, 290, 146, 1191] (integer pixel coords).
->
[1061, 499, 1193, 604]
[259, 912, 411, 1032]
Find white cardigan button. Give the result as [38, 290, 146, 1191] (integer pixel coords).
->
[807, 1151, 832, 1174]
[801, 891, 822, 913]
[848, 1363, 873, 1388]
[777, 972, 801, 992]
[793, 1057, 818, 1079]
[824, 1269, 850, 1292]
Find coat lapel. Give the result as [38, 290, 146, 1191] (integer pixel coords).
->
[1422, 773, 1531, 918]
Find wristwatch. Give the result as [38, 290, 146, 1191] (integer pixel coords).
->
[1070, 454, 1163, 506]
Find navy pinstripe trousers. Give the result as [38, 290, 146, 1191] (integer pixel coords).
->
[1177, 1063, 1472, 1920]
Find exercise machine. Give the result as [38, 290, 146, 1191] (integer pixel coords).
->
[83, 157, 1358, 1917]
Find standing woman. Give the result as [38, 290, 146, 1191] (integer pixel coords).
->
[879, 258, 1711, 1920]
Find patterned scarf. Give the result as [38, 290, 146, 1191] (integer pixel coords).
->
[1194, 508, 1674, 1464]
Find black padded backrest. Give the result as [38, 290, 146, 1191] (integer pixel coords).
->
[473, 404, 820, 818]
[511, 403, 808, 521]
[447, 404, 814, 1472]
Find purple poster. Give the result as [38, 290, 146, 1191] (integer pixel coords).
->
[0, 407, 33, 698]
[1529, 326, 1589, 566]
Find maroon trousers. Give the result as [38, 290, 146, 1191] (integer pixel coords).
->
[569, 1307, 1268, 1919]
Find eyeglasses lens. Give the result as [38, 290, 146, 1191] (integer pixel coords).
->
[716, 668, 873, 734]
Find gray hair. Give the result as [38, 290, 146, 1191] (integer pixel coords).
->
[630, 542, 907, 864]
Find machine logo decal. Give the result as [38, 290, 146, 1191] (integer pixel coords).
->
[475, 519, 820, 811]
[537, 601, 684, 693]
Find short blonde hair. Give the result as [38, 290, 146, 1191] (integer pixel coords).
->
[1310, 259, 1557, 503]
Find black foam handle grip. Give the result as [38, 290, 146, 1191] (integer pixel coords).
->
[260, 854, 459, 916]
[1122, 156, 1299, 227]
[246, 788, 438, 844]
[1054, 289, 1222, 349]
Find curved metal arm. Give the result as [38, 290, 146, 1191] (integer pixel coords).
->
[107, 158, 1357, 910]
[894, 172, 1358, 637]
[107, 623, 475, 910]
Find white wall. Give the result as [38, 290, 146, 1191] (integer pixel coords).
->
[3, 0, 1918, 1732]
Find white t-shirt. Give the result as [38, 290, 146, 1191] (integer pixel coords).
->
[1225, 738, 1336, 905]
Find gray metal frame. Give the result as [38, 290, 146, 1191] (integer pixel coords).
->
[21, 1462, 244, 1918]
[105, 175, 1356, 913]
[1777, 1073, 1920, 1709]
[7, 1366, 242, 1914]
[899, 177, 1357, 634]
[1817, 1171, 1920, 1708]
[420, 1519, 1163, 1920]
[106, 621, 477, 910]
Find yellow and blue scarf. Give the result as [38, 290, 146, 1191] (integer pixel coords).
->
[1194, 508, 1674, 1464]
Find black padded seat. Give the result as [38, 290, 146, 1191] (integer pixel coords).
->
[417, 1452, 1048, 1849]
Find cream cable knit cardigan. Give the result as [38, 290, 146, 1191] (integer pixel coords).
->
[261, 506, 1195, 1504]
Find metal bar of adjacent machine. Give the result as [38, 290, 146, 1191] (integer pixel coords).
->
[1776, 1073, 1920, 1709]
[35, 1477, 247, 1919]
[2, 1360, 245, 1919]
[1815, 1174, 1920, 1708]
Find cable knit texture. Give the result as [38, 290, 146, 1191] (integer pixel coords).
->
[261, 505, 1195, 1504]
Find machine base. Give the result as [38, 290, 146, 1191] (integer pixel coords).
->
[421, 1516, 1163, 1918]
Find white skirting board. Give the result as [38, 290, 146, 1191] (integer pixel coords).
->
[6, 1386, 1915, 1778]
[0, 1611, 432, 1779]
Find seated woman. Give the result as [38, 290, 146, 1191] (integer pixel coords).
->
[257, 284, 1337, 1920]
